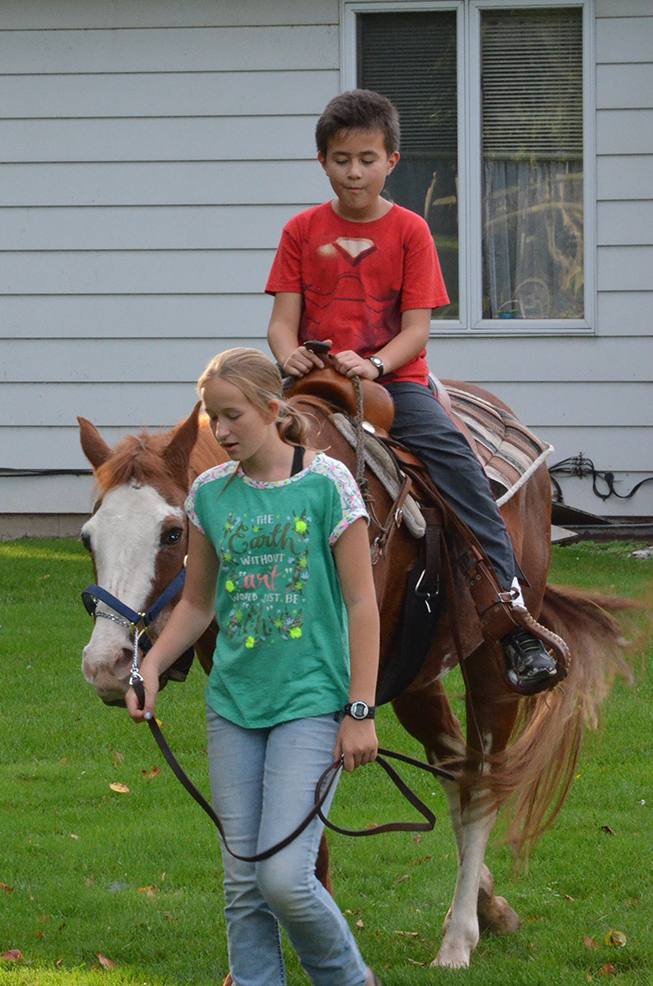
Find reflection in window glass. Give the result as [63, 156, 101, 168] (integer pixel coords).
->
[358, 11, 459, 319]
[481, 9, 584, 319]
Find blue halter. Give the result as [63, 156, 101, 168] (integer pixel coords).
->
[81, 566, 187, 655]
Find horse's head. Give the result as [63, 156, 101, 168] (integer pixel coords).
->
[78, 404, 213, 704]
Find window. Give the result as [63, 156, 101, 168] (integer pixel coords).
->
[347, 0, 592, 332]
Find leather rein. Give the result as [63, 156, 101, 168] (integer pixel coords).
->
[81, 574, 455, 861]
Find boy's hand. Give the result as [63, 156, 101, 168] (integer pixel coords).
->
[283, 341, 333, 377]
[334, 718, 378, 772]
[332, 350, 380, 380]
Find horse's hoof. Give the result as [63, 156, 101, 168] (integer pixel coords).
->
[478, 892, 521, 935]
[430, 946, 471, 970]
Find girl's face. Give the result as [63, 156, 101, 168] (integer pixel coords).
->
[202, 375, 277, 463]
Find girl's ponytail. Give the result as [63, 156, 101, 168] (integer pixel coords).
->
[276, 399, 313, 448]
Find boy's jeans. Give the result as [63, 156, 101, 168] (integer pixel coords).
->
[206, 706, 369, 986]
[386, 380, 517, 589]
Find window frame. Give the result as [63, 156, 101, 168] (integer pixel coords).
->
[341, 0, 596, 337]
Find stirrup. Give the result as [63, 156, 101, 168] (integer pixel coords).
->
[466, 554, 570, 696]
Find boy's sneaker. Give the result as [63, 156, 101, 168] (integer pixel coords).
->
[502, 627, 558, 689]
[366, 971, 384, 986]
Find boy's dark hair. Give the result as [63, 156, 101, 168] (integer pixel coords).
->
[315, 89, 400, 156]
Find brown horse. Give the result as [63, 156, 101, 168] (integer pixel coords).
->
[78, 378, 629, 969]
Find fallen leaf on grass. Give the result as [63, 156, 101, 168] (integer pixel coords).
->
[407, 958, 428, 966]
[35, 930, 45, 938]
[70, 833, 80, 839]
[565, 894, 575, 901]
[138, 886, 158, 898]
[605, 930, 627, 947]
[584, 936, 598, 950]
[2, 951, 22, 961]
[109, 782, 130, 794]
[599, 963, 617, 977]
[142, 766, 161, 779]
[601, 825, 616, 836]
[0, 882, 13, 893]
[96, 953, 115, 968]
[38, 916, 51, 923]
[395, 875, 409, 884]
[395, 931, 419, 937]
[356, 919, 364, 928]
[56, 959, 63, 967]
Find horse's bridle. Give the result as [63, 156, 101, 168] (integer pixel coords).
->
[81, 567, 192, 692]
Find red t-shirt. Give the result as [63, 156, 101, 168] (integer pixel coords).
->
[266, 202, 449, 385]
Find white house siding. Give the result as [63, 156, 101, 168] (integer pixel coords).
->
[0, 0, 340, 536]
[2, 0, 652, 537]
[427, 0, 653, 519]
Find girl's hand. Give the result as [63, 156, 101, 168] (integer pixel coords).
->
[125, 662, 161, 723]
[334, 718, 378, 772]
[283, 342, 332, 378]
[331, 350, 380, 380]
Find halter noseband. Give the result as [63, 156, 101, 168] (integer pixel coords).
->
[81, 567, 188, 690]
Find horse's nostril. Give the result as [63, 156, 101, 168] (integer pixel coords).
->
[119, 648, 133, 668]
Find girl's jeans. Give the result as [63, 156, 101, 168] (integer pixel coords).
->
[206, 706, 369, 986]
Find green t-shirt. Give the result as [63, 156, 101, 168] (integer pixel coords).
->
[185, 452, 368, 728]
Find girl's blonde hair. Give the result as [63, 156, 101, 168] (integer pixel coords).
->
[198, 348, 312, 447]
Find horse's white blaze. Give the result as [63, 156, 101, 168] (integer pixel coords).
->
[81, 483, 183, 696]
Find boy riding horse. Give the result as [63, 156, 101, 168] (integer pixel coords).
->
[266, 88, 563, 692]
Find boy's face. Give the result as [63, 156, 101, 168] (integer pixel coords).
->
[318, 128, 399, 221]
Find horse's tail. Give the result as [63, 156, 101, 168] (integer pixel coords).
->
[491, 584, 637, 864]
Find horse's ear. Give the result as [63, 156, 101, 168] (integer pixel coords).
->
[162, 402, 202, 486]
[78, 416, 112, 469]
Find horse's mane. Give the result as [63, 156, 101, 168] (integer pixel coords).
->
[95, 431, 178, 494]
[95, 418, 226, 494]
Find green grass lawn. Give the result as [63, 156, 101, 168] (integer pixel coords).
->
[0, 538, 652, 985]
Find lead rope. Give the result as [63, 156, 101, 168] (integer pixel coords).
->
[351, 374, 369, 497]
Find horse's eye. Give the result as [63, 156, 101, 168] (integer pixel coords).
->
[162, 528, 183, 547]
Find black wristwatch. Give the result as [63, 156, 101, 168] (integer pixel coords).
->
[367, 355, 384, 379]
[334, 701, 377, 722]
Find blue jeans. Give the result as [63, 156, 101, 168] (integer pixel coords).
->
[386, 380, 517, 589]
[206, 706, 369, 986]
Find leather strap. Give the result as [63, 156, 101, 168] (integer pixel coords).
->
[133, 682, 455, 861]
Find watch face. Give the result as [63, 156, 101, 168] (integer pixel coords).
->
[350, 701, 369, 719]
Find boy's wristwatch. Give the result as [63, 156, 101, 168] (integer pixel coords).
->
[367, 355, 384, 378]
[334, 701, 377, 722]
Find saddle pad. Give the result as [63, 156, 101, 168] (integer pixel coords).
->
[446, 386, 554, 507]
[331, 414, 426, 538]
